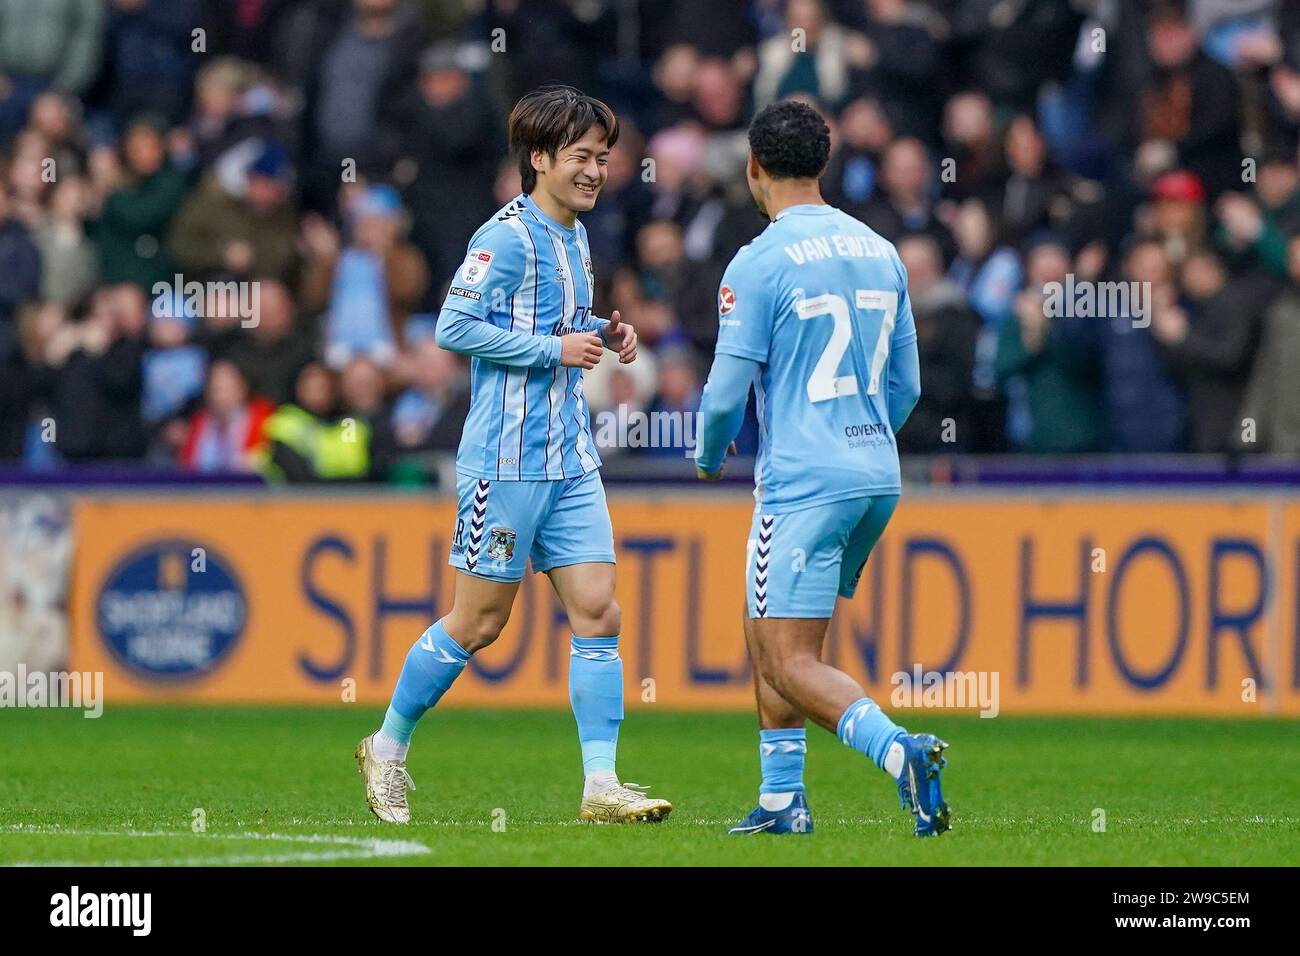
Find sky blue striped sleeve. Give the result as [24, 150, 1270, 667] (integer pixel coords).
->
[442, 221, 524, 321]
[438, 218, 561, 366]
[436, 307, 562, 368]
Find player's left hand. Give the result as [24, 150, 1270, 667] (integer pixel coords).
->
[603, 310, 638, 364]
[696, 442, 737, 480]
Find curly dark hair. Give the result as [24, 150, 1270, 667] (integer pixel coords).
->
[509, 85, 620, 193]
[748, 100, 831, 180]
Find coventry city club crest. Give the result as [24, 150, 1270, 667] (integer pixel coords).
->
[487, 527, 516, 563]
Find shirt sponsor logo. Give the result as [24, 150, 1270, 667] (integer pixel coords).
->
[845, 421, 892, 449]
[553, 306, 593, 336]
[845, 422, 890, 438]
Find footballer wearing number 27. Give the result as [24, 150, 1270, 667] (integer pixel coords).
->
[695, 100, 952, 837]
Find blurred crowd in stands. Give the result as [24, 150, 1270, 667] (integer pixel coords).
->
[2, 0, 1300, 484]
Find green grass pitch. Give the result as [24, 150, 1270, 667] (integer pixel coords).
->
[1, 707, 1296, 866]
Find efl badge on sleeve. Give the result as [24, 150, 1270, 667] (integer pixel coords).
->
[459, 249, 494, 286]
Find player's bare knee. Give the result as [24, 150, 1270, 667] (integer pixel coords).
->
[472, 607, 512, 649]
[756, 643, 811, 694]
[602, 597, 623, 636]
[447, 606, 510, 652]
[762, 658, 795, 698]
[572, 596, 620, 638]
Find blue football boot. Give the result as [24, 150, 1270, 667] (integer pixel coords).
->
[897, 733, 951, 837]
[726, 792, 814, 835]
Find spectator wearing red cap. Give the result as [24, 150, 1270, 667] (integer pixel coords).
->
[1148, 169, 1207, 268]
[1151, 169, 1206, 203]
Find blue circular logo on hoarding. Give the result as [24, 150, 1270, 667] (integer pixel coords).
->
[97, 539, 247, 681]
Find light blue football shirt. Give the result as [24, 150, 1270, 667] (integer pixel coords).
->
[442, 194, 605, 481]
[714, 204, 917, 511]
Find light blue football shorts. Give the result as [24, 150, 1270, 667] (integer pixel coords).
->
[745, 494, 899, 619]
[449, 469, 616, 582]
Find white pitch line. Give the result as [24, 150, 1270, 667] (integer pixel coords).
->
[0, 827, 431, 867]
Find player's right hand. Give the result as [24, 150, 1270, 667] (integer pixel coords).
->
[695, 442, 737, 480]
[560, 332, 604, 369]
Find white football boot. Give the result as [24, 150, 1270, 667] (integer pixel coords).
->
[355, 734, 416, 824]
[579, 781, 673, 824]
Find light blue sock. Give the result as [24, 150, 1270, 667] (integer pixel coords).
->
[837, 697, 907, 771]
[569, 635, 623, 774]
[379, 706, 417, 745]
[381, 618, 471, 744]
[759, 728, 806, 793]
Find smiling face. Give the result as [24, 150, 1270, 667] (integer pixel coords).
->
[533, 124, 611, 214]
